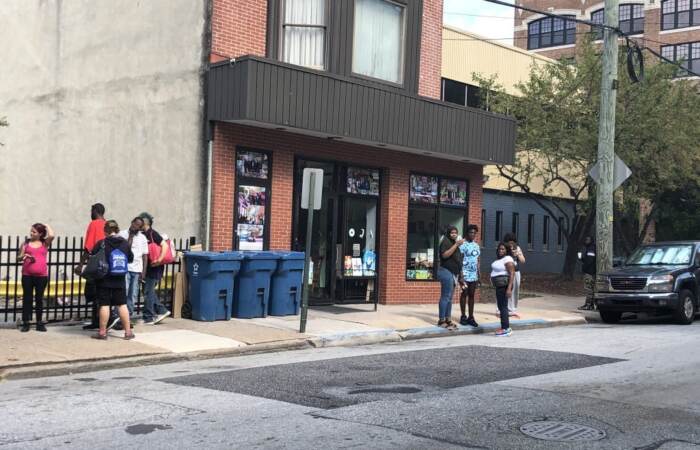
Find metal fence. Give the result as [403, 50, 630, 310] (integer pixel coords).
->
[0, 235, 193, 323]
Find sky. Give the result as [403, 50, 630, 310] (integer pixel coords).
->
[443, 0, 516, 46]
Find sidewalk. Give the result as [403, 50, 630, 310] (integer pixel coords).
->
[0, 293, 588, 380]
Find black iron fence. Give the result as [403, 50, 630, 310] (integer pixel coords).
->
[0, 235, 193, 324]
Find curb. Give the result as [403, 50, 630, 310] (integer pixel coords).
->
[0, 317, 586, 381]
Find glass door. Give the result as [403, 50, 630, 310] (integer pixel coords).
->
[293, 160, 336, 304]
[337, 197, 379, 303]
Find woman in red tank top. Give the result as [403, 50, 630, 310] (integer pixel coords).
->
[19, 223, 54, 332]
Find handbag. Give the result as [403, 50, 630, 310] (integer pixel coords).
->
[491, 275, 509, 288]
[147, 231, 175, 265]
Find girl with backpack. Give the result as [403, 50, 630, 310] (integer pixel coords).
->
[90, 220, 135, 340]
[18, 223, 54, 332]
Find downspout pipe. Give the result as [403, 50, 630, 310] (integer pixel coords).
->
[205, 126, 213, 251]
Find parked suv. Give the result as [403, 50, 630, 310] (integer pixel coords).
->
[595, 241, 700, 324]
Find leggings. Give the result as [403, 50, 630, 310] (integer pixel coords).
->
[22, 275, 48, 324]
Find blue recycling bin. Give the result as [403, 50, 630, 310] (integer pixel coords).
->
[185, 251, 243, 321]
[269, 252, 305, 316]
[233, 251, 280, 318]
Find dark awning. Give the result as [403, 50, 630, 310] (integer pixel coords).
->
[207, 56, 515, 164]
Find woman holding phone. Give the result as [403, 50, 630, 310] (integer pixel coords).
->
[18, 223, 54, 332]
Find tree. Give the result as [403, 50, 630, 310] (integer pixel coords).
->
[476, 39, 700, 278]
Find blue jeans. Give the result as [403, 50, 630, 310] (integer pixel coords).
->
[495, 283, 510, 330]
[124, 272, 141, 317]
[437, 267, 456, 320]
[143, 277, 167, 322]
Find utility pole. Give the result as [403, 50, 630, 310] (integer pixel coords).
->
[595, 0, 619, 275]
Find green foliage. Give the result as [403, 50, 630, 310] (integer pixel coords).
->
[475, 38, 700, 243]
[655, 186, 700, 241]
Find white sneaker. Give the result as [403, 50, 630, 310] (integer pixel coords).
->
[153, 311, 171, 324]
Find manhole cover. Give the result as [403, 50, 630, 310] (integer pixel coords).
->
[520, 421, 606, 442]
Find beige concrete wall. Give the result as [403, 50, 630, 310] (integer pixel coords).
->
[442, 26, 553, 96]
[0, 0, 207, 239]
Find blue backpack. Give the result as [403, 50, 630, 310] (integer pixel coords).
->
[108, 244, 128, 275]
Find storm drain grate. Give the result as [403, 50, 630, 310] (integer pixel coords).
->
[520, 421, 606, 442]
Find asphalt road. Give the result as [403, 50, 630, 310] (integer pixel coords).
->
[1, 321, 699, 449]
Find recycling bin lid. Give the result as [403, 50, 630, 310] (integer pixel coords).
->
[185, 251, 244, 261]
[279, 252, 305, 260]
[241, 251, 281, 260]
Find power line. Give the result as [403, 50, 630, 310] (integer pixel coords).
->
[481, 0, 619, 32]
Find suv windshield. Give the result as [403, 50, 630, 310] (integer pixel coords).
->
[626, 245, 695, 266]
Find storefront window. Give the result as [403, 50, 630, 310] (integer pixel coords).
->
[406, 207, 436, 280]
[406, 173, 468, 280]
[235, 149, 271, 250]
[347, 167, 380, 196]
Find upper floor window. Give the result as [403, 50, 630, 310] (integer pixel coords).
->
[282, 0, 326, 70]
[528, 15, 576, 50]
[441, 78, 482, 108]
[353, 0, 406, 84]
[661, 42, 700, 77]
[662, 0, 700, 30]
[591, 4, 644, 39]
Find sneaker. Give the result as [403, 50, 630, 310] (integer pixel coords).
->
[445, 320, 458, 331]
[459, 315, 469, 326]
[36, 323, 47, 332]
[143, 320, 155, 326]
[106, 317, 120, 331]
[20, 323, 30, 332]
[495, 328, 512, 337]
[437, 319, 449, 328]
[153, 311, 171, 325]
[466, 317, 479, 328]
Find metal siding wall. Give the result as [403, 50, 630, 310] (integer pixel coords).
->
[208, 59, 516, 162]
[481, 191, 575, 274]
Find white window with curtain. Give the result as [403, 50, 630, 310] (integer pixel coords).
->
[282, 0, 326, 70]
[352, 0, 406, 84]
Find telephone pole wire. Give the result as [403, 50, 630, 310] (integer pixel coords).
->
[596, 0, 619, 275]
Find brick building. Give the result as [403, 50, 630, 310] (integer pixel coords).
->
[514, 0, 700, 75]
[205, 0, 515, 305]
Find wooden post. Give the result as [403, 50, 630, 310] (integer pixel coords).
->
[595, 0, 619, 275]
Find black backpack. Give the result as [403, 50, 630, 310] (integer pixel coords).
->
[82, 242, 110, 280]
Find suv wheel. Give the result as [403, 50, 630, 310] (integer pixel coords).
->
[673, 289, 696, 325]
[599, 310, 622, 324]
